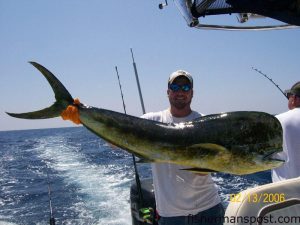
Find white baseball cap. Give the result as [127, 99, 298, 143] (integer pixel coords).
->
[168, 70, 193, 86]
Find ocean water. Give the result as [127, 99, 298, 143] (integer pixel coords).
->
[0, 127, 271, 225]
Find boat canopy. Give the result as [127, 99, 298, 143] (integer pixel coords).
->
[174, 0, 300, 30]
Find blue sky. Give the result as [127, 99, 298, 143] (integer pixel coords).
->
[1, 1, 300, 131]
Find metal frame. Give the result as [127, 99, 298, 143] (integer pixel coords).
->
[193, 23, 299, 31]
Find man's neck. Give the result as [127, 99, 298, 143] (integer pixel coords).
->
[170, 107, 192, 117]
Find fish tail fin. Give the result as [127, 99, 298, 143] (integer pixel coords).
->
[6, 62, 74, 119]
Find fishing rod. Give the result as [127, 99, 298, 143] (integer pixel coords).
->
[115, 66, 127, 114]
[129, 50, 156, 225]
[46, 170, 56, 225]
[114, 66, 145, 223]
[252, 67, 288, 99]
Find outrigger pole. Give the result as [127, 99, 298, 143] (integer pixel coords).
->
[129, 49, 155, 224]
[252, 67, 288, 99]
[114, 66, 145, 213]
[131, 48, 146, 114]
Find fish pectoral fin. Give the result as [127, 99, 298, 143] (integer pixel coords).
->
[180, 167, 218, 174]
[188, 143, 228, 153]
[187, 143, 229, 156]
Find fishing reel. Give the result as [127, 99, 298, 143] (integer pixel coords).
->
[139, 207, 156, 224]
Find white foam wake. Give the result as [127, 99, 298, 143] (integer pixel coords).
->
[35, 136, 132, 225]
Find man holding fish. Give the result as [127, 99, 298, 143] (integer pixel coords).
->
[141, 70, 224, 225]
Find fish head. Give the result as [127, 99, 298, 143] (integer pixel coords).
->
[252, 126, 284, 170]
[260, 147, 285, 167]
[248, 149, 285, 175]
[220, 112, 285, 174]
[228, 143, 284, 175]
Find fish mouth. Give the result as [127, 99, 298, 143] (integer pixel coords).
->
[263, 149, 285, 162]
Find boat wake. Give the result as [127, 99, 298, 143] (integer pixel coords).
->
[35, 134, 133, 225]
[0, 127, 271, 224]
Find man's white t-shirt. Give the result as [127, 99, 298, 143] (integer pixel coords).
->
[141, 109, 221, 217]
[272, 108, 300, 182]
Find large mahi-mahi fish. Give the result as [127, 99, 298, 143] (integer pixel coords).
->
[7, 62, 284, 175]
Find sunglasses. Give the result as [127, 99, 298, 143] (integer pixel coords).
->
[169, 83, 192, 92]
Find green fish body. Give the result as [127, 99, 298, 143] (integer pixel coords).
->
[7, 62, 284, 175]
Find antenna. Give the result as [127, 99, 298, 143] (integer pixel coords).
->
[252, 67, 287, 99]
[159, 0, 168, 9]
